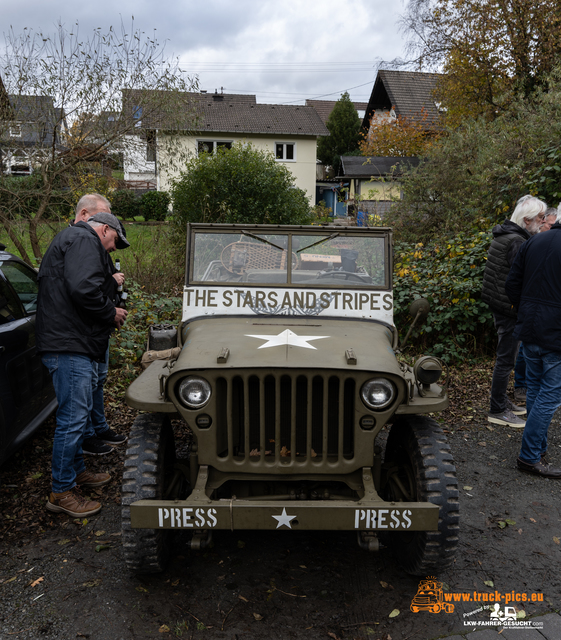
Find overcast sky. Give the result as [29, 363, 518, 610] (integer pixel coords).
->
[1, 0, 409, 105]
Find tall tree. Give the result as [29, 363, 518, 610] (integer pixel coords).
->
[402, 0, 561, 125]
[0, 21, 196, 264]
[317, 92, 362, 174]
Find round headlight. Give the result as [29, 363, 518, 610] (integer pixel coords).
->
[177, 376, 211, 409]
[360, 378, 396, 410]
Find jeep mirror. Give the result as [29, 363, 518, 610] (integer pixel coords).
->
[400, 298, 430, 350]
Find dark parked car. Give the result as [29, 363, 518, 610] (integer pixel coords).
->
[0, 244, 56, 466]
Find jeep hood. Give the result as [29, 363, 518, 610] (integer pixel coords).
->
[177, 316, 400, 374]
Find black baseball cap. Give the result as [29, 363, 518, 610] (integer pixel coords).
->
[88, 212, 130, 249]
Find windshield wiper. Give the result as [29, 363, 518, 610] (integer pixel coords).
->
[296, 233, 340, 253]
[241, 230, 285, 251]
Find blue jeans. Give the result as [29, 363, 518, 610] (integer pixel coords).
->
[84, 348, 110, 439]
[519, 343, 561, 464]
[514, 342, 526, 389]
[41, 353, 93, 493]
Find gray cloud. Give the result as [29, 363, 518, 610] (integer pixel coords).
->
[1, 0, 407, 104]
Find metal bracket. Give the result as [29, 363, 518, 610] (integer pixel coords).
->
[345, 348, 357, 365]
[359, 467, 381, 502]
[357, 531, 380, 552]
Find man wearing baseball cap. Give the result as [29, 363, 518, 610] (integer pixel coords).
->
[36, 210, 128, 517]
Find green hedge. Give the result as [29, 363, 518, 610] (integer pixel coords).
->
[393, 232, 494, 362]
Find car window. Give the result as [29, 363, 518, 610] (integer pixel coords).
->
[0, 275, 24, 323]
[0, 261, 39, 314]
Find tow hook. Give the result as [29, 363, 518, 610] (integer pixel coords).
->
[189, 530, 213, 550]
[357, 531, 380, 552]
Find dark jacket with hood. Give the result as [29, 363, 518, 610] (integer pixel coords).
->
[481, 219, 531, 318]
[506, 222, 561, 352]
[36, 221, 117, 361]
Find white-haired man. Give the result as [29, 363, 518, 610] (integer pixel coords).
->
[73, 194, 128, 456]
[481, 195, 547, 427]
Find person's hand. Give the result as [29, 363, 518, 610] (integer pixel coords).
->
[113, 272, 125, 286]
[114, 307, 128, 329]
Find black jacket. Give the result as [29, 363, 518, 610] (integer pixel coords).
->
[481, 220, 531, 317]
[36, 222, 117, 360]
[506, 223, 561, 352]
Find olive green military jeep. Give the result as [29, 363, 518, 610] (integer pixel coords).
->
[122, 224, 459, 575]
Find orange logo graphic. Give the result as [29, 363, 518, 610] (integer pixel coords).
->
[410, 577, 455, 614]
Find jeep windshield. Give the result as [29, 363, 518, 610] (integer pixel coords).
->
[190, 228, 388, 288]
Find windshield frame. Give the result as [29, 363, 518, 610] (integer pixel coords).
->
[186, 223, 392, 291]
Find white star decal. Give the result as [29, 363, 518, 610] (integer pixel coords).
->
[272, 508, 297, 529]
[246, 329, 329, 350]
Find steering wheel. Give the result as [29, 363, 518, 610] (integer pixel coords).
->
[316, 270, 367, 282]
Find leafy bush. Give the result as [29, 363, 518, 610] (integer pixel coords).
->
[393, 232, 494, 362]
[140, 190, 171, 221]
[111, 189, 140, 220]
[109, 281, 182, 381]
[170, 142, 312, 237]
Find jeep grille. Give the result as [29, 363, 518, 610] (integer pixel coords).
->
[214, 373, 355, 465]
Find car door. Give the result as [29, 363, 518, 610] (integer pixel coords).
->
[0, 259, 55, 460]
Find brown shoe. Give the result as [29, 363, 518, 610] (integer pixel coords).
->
[46, 487, 101, 517]
[517, 457, 561, 478]
[75, 470, 111, 487]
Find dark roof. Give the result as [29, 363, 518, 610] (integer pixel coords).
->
[0, 95, 62, 147]
[305, 99, 368, 125]
[122, 90, 328, 137]
[339, 156, 420, 178]
[362, 70, 443, 129]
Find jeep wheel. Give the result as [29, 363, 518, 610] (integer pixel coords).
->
[121, 413, 180, 574]
[383, 415, 459, 576]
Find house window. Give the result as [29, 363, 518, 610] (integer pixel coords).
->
[197, 140, 232, 155]
[146, 131, 156, 163]
[9, 123, 22, 138]
[275, 143, 295, 162]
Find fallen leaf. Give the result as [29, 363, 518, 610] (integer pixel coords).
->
[159, 624, 170, 633]
[238, 595, 249, 602]
[29, 576, 44, 588]
[237, 540, 245, 549]
[253, 613, 263, 621]
[517, 610, 526, 619]
[389, 609, 400, 618]
[171, 579, 180, 587]
[82, 579, 102, 587]
[58, 539, 71, 546]
[299, 565, 307, 569]
[477, 441, 487, 447]
[136, 586, 148, 592]
[484, 580, 494, 588]
[1, 576, 17, 585]
[327, 633, 341, 640]
[95, 530, 106, 537]
[463, 486, 473, 491]
[553, 537, 560, 545]
[530, 518, 537, 523]
[95, 544, 112, 552]
[498, 521, 507, 529]
[505, 519, 516, 526]
[518, 529, 523, 535]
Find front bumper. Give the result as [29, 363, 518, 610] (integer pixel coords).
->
[129, 466, 439, 532]
[130, 499, 439, 531]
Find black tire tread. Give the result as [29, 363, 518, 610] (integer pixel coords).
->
[121, 413, 174, 574]
[384, 415, 459, 576]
